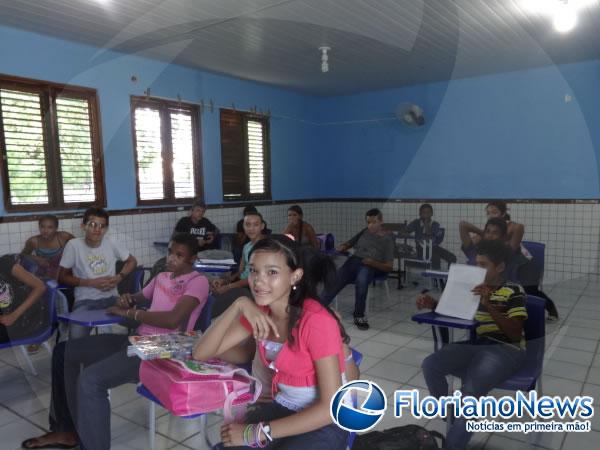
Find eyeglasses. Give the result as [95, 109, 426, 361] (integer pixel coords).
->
[86, 221, 107, 230]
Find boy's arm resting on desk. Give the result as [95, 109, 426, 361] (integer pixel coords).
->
[416, 293, 438, 310]
[108, 295, 201, 329]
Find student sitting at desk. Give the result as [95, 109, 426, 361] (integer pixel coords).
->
[282, 205, 319, 249]
[21, 214, 74, 351]
[22, 214, 74, 280]
[0, 254, 47, 344]
[58, 207, 137, 339]
[321, 208, 394, 330]
[416, 240, 527, 450]
[233, 205, 272, 264]
[193, 236, 352, 450]
[460, 217, 558, 320]
[406, 203, 456, 270]
[21, 233, 209, 450]
[211, 210, 266, 317]
[461, 201, 525, 254]
[174, 199, 219, 250]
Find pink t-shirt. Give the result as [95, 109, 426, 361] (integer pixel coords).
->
[240, 299, 345, 394]
[137, 271, 209, 336]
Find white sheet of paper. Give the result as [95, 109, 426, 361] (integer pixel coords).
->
[434, 264, 487, 320]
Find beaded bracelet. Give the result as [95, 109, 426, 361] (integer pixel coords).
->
[242, 423, 267, 448]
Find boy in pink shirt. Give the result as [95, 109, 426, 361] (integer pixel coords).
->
[22, 233, 208, 450]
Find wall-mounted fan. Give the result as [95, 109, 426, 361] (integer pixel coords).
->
[396, 103, 425, 127]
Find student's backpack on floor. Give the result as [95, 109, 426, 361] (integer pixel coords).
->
[352, 425, 444, 450]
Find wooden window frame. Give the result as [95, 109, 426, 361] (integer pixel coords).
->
[130, 96, 203, 206]
[220, 108, 271, 202]
[0, 74, 106, 212]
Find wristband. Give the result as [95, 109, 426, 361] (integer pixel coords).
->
[134, 309, 140, 321]
[345, 353, 354, 362]
[260, 422, 273, 442]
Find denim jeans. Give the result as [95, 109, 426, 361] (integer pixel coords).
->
[219, 401, 348, 450]
[421, 338, 526, 450]
[64, 334, 140, 450]
[47, 342, 76, 434]
[69, 296, 118, 340]
[321, 256, 383, 317]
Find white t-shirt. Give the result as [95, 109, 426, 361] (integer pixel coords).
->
[59, 236, 131, 302]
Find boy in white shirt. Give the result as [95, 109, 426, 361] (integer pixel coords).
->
[58, 207, 137, 339]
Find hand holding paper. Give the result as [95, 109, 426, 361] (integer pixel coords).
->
[435, 264, 487, 320]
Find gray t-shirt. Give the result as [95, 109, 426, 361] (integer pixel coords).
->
[59, 236, 130, 302]
[352, 230, 394, 262]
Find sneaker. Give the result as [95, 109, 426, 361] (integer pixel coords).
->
[354, 317, 370, 330]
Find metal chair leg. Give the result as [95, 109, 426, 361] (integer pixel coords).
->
[19, 346, 38, 376]
[148, 400, 156, 450]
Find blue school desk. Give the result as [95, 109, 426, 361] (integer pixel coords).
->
[58, 309, 124, 327]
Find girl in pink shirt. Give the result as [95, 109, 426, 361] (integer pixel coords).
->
[194, 236, 351, 450]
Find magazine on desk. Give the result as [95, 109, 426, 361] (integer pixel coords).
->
[127, 331, 200, 361]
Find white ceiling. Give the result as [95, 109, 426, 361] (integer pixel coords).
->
[1, 0, 600, 95]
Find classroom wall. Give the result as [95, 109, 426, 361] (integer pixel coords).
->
[0, 25, 319, 215]
[314, 60, 600, 199]
[0, 200, 596, 285]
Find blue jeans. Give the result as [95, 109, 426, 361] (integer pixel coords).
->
[69, 296, 118, 340]
[64, 334, 140, 450]
[321, 256, 382, 317]
[422, 338, 526, 450]
[219, 401, 348, 450]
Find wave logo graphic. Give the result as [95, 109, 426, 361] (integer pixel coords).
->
[330, 380, 387, 432]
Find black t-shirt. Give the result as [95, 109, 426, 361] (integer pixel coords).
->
[0, 254, 47, 341]
[174, 216, 218, 249]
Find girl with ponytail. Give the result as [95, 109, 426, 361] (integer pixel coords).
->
[194, 236, 355, 449]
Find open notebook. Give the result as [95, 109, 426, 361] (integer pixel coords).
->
[434, 264, 486, 320]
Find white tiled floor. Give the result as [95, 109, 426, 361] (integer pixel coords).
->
[1, 276, 600, 449]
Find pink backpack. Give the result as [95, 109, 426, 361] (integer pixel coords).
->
[139, 358, 262, 419]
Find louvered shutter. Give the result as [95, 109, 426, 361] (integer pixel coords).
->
[133, 105, 165, 200]
[220, 109, 246, 200]
[56, 96, 97, 203]
[170, 108, 196, 199]
[0, 88, 50, 205]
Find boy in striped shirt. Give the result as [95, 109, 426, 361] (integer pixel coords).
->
[416, 239, 527, 450]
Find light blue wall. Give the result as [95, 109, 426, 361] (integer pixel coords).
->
[0, 25, 318, 214]
[3, 24, 600, 215]
[315, 60, 600, 199]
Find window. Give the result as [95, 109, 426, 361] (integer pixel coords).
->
[131, 96, 202, 205]
[220, 108, 271, 201]
[0, 75, 105, 211]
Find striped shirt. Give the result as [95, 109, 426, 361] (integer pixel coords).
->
[474, 282, 527, 347]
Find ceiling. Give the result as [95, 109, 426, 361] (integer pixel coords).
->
[1, 0, 600, 96]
